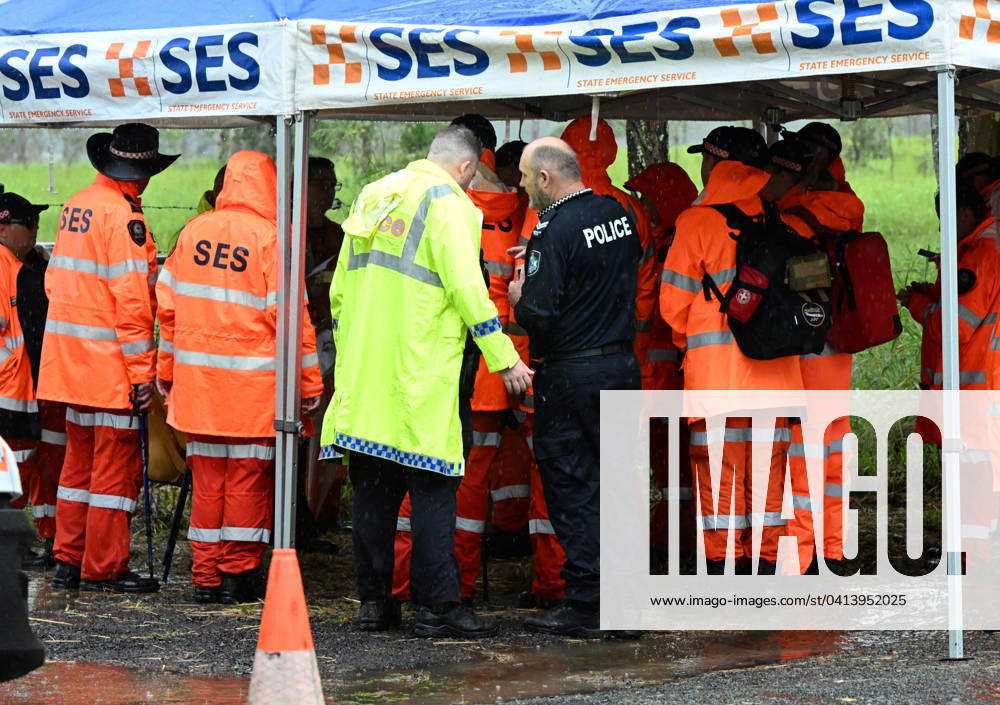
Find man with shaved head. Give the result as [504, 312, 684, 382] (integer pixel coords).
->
[508, 137, 641, 638]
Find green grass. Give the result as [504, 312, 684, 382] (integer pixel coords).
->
[0, 160, 220, 252]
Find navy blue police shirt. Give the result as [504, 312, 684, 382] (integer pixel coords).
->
[514, 189, 639, 360]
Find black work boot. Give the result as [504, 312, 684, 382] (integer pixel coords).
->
[22, 542, 56, 570]
[524, 603, 600, 638]
[357, 598, 402, 631]
[220, 570, 261, 604]
[195, 586, 222, 604]
[81, 571, 160, 594]
[757, 559, 777, 575]
[413, 602, 498, 638]
[51, 560, 80, 589]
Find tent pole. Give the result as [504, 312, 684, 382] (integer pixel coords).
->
[935, 66, 964, 661]
[273, 114, 299, 550]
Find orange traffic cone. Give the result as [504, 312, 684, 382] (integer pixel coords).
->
[247, 549, 325, 705]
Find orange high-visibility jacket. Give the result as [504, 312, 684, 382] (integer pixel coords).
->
[38, 174, 158, 410]
[907, 217, 1000, 391]
[559, 118, 658, 372]
[629, 162, 699, 389]
[468, 167, 526, 412]
[0, 245, 38, 417]
[156, 150, 324, 437]
[660, 161, 804, 391]
[781, 189, 866, 391]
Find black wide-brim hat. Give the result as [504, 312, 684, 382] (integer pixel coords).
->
[86, 123, 180, 181]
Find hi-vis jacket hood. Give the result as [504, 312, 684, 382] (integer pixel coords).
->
[660, 160, 804, 391]
[560, 116, 661, 386]
[324, 159, 519, 476]
[215, 150, 278, 224]
[156, 150, 322, 437]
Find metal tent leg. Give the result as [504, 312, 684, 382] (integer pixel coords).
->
[274, 114, 308, 550]
[935, 66, 965, 661]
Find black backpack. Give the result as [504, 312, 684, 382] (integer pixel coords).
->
[701, 201, 832, 361]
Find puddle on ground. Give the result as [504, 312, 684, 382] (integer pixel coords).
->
[0, 661, 247, 705]
[328, 630, 844, 704]
[0, 631, 845, 705]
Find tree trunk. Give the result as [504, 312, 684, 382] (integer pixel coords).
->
[625, 120, 670, 179]
[960, 112, 1000, 157]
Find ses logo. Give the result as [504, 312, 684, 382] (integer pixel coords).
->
[311, 0, 934, 85]
[0, 31, 260, 102]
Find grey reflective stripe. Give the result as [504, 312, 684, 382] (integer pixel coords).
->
[32, 504, 56, 518]
[0, 348, 11, 363]
[347, 183, 453, 288]
[0, 316, 7, 329]
[788, 443, 824, 459]
[647, 348, 678, 362]
[220, 526, 270, 542]
[958, 304, 985, 328]
[302, 352, 319, 369]
[158, 269, 277, 311]
[456, 517, 486, 533]
[491, 484, 530, 501]
[690, 427, 786, 445]
[661, 269, 701, 293]
[472, 430, 501, 447]
[4, 334, 23, 349]
[992, 336, 1000, 351]
[0, 397, 38, 416]
[349, 247, 443, 287]
[89, 493, 137, 512]
[825, 439, 844, 457]
[932, 370, 986, 385]
[186, 441, 275, 460]
[12, 448, 35, 463]
[188, 527, 221, 542]
[41, 429, 67, 446]
[803, 342, 840, 359]
[159, 339, 174, 354]
[45, 319, 118, 342]
[529, 518, 556, 535]
[642, 243, 657, 261]
[396, 516, 412, 532]
[792, 495, 813, 512]
[503, 320, 528, 336]
[524, 433, 533, 449]
[331, 318, 339, 332]
[921, 366, 934, 378]
[702, 514, 750, 530]
[120, 338, 154, 355]
[753, 511, 787, 527]
[686, 331, 733, 350]
[708, 267, 737, 285]
[923, 302, 939, 324]
[66, 408, 139, 430]
[635, 317, 653, 333]
[484, 259, 515, 277]
[660, 487, 693, 501]
[175, 349, 274, 372]
[50, 254, 148, 279]
[824, 482, 844, 498]
[57, 486, 90, 503]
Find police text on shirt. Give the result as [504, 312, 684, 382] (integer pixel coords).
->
[583, 216, 632, 248]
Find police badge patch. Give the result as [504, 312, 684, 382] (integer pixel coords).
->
[527, 250, 541, 277]
[127, 220, 147, 246]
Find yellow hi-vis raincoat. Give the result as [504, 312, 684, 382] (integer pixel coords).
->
[321, 159, 520, 476]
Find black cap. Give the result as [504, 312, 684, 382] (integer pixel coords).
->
[450, 114, 497, 153]
[768, 138, 817, 175]
[797, 122, 842, 158]
[86, 123, 180, 182]
[688, 126, 768, 168]
[0, 192, 48, 227]
[957, 152, 996, 182]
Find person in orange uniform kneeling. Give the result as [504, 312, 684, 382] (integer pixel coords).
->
[40, 124, 175, 594]
[156, 151, 323, 604]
